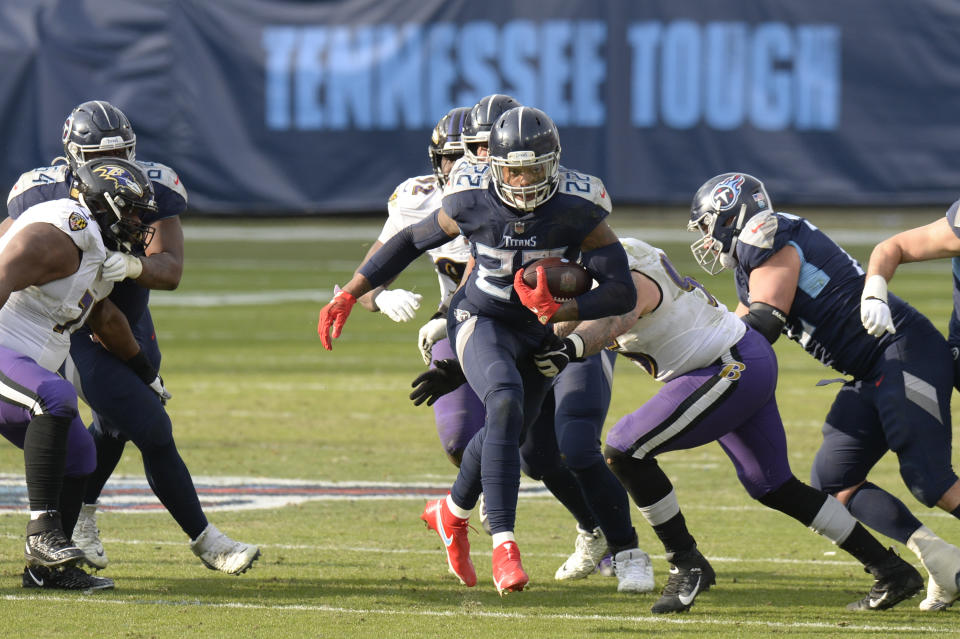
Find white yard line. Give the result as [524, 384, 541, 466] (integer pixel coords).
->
[0, 593, 945, 633]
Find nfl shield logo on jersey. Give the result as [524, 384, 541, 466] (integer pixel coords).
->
[513, 221, 525, 234]
[68, 211, 87, 231]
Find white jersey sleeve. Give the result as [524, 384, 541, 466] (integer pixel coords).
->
[378, 174, 471, 310]
[556, 167, 612, 212]
[0, 199, 111, 371]
[608, 238, 745, 382]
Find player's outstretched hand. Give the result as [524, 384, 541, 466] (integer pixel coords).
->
[318, 285, 357, 350]
[513, 267, 561, 324]
[375, 288, 422, 322]
[533, 333, 585, 378]
[417, 316, 448, 365]
[410, 358, 467, 406]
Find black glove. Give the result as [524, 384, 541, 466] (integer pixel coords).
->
[410, 358, 467, 406]
[534, 333, 585, 378]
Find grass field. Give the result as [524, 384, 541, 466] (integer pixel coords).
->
[2, 208, 959, 638]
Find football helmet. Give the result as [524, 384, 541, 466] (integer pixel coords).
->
[461, 94, 521, 164]
[428, 106, 470, 186]
[688, 172, 772, 274]
[61, 101, 136, 171]
[74, 157, 157, 254]
[487, 107, 561, 212]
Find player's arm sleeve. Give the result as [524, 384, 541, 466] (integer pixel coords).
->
[575, 242, 637, 320]
[358, 210, 452, 289]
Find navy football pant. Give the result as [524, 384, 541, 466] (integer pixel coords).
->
[449, 314, 552, 534]
[71, 311, 208, 539]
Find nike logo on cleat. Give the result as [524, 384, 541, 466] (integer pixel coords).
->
[869, 592, 889, 608]
[26, 569, 43, 587]
[678, 574, 701, 606]
[436, 510, 454, 547]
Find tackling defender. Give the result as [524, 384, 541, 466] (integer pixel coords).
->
[689, 172, 960, 611]
[7, 100, 260, 575]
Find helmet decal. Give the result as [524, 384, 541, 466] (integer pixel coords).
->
[61, 114, 74, 143]
[712, 174, 745, 211]
[92, 164, 145, 198]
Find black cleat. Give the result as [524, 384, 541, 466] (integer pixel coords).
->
[651, 546, 717, 614]
[22, 564, 114, 592]
[24, 513, 84, 568]
[847, 549, 923, 611]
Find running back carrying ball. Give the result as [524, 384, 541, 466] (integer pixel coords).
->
[521, 257, 592, 301]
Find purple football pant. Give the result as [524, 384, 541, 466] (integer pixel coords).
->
[429, 338, 485, 462]
[0, 345, 95, 477]
[606, 327, 792, 498]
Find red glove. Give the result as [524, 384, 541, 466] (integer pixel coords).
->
[318, 285, 358, 350]
[513, 267, 562, 325]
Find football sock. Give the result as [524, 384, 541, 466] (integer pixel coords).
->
[839, 523, 898, 568]
[83, 425, 127, 504]
[540, 466, 598, 532]
[845, 482, 923, 544]
[23, 414, 72, 511]
[571, 459, 636, 550]
[58, 475, 88, 539]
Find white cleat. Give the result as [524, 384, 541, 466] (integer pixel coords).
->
[190, 524, 261, 575]
[908, 525, 960, 611]
[614, 548, 655, 593]
[555, 526, 608, 581]
[73, 503, 108, 570]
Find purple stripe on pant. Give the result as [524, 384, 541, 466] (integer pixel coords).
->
[606, 327, 792, 498]
[0, 345, 95, 477]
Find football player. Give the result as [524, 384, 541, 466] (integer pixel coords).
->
[857, 201, 960, 609]
[6, 100, 260, 575]
[689, 172, 960, 611]
[319, 106, 637, 595]
[525, 236, 922, 612]
[0, 157, 159, 591]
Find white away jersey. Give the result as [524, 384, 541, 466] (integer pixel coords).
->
[379, 174, 471, 309]
[0, 199, 113, 371]
[608, 238, 745, 381]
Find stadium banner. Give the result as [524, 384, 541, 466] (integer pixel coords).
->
[1, 0, 958, 214]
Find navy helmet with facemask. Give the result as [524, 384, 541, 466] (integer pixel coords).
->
[61, 101, 136, 171]
[73, 157, 157, 254]
[688, 172, 772, 275]
[487, 107, 561, 212]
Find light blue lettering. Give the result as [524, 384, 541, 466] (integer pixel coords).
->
[573, 21, 606, 126]
[376, 24, 424, 129]
[294, 27, 327, 130]
[327, 26, 374, 130]
[795, 26, 840, 130]
[541, 20, 573, 125]
[458, 21, 500, 105]
[500, 20, 539, 107]
[661, 21, 701, 129]
[263, 27, 298, 130]
[426, 23, 458, 121]
[704, 23, 747, 130]
[628, 22, 661, 127]
[750, 22, 792, 131]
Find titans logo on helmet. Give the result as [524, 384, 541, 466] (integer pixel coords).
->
[92, 164, 144, 197]
[712, 174, 745, 211]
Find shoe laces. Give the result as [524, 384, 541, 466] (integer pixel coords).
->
[34, 527, 72, 549]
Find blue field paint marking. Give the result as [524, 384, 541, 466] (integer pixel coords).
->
[0, 475, 549, 513]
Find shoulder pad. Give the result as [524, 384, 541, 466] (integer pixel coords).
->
[619, 237, 662, 272]
[556, 168, 611, 212]
[389, 175, 441, 211]
[6, 165, 69, 205]
[946, 199, 960, 233]
[737, 211, 779, 251]
[136, 161, 188, 202]
[446, 163, 489, 195]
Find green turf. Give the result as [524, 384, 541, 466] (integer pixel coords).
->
[1, 209, 957, 638]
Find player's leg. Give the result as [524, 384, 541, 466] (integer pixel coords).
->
[70, 321, 259, 574]
[719, 396, 922, 611]
[428, 338, 485, 466]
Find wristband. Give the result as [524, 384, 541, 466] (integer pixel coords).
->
[125, 350, 158, 384]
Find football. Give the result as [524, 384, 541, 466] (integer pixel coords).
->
[521, 257, 592, 301]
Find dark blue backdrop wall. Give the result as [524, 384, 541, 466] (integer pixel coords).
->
[2, 0, 958, 214]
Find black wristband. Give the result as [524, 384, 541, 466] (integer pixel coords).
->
[125, 350, 158, 384]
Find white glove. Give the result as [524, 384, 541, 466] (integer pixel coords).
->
[860, 274, 896, 337]
[417, 316, 448, 365]
[148, 375, 172, 404]
[374, 288, 422, 322]
[101, 250, 143, 282]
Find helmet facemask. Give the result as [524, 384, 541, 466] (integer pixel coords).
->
[688, 204, 748, 275]
[81, 191, 156, 254]
[490, 149, 560, 212]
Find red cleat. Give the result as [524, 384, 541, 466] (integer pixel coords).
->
[492, 540, 529, 596]
[421, 497, 477, 587]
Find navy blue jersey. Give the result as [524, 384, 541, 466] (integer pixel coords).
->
[443, 166, 611, 326]
[7, 161, 187, 325]
[734, 211, 924, 379]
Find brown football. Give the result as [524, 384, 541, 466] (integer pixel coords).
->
[521, 257, 592, 301]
